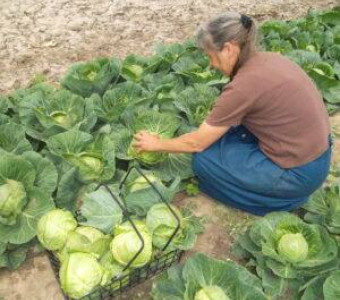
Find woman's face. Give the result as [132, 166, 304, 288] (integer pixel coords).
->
[205, 42, 240, 77]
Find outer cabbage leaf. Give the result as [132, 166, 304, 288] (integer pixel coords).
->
[122, 169, 180, 216]
[151, 265, 186, 300]
[0, 242, 32, 270]
[0, 123, 32, 154]
[303, 183, 340, 234]
[80, 186, 123, 234]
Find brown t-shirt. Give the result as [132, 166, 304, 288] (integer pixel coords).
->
[205, 52, 331, 168]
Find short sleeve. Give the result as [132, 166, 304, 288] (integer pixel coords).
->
[205, 84, 253, 127]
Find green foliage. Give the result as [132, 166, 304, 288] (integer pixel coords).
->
[61, 58, 120, 97]
[232, 212, 339, 298]
[260, 7, 340, 113]
[303, 182, 340, 235]
[152, 253, 268, 300]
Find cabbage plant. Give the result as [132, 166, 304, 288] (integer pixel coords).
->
[60, 252, 103, 299]
[303, 182, 340, 235]
[61, 57, 120, 97]
[46, 130, 116, 183]
[18, 89, 97, 141]
[93, 81, 146, 124]
[232, 212, 339, 298]
[110, 125, 193, 181]
[152, 252, 268, 300]
[110, 110, 180, 165]
[0, 152, 57, 244]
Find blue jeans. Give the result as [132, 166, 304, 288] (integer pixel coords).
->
[192, 126, 331, 216]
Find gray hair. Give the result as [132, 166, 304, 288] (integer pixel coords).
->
[196, 12, 257, 75]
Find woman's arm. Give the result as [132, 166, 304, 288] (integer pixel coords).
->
[132, 122, 230, 154]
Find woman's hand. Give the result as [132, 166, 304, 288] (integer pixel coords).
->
[132, 131, 162, 152]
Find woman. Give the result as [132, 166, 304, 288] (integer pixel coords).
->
[132, 12, 332, 216]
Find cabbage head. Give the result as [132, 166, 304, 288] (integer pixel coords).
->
[59, 227, 109, 261]
[100, 251, 124, 287]
[194, 286, 230, 300]
[50, 111, 71, 127]
[127, 140, 165, 165]
[278, 233, 308, 263]
[111, 220, 152, 268]
[124, 110, 181, 165]
[60, 252, 103, 299]
[128, 174, 158, 193]
[37, 209, 77, 251]
[113, 219, 148, 236]
[146, 203, 182, 249]
[79, 155, 103, 175]
[75, 226, 104, 243]
[0, 179, 27, 226]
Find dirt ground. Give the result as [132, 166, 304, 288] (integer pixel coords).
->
[0, 0, 338, 300]
[0, 0, 338, 94]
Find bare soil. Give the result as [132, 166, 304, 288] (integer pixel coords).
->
[0, 0, 337, 94]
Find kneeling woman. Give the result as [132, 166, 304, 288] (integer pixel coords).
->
[132, 12, 331, 216]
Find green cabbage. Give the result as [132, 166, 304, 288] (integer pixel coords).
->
[127, 139, 165, 165]
[50, 111, 70, 127]
[0, 180, 27, 226]
[37, 209, 77, 251]
[194, 286, 230, 300]
[111, 220, 152, 268]
[146, 203, 182, 249]
[75, 226, 104, 243]
[278, 233, 309, 263]
[60, 252, 103, 299]
[79, 155, 103, 175]
[128, 174, 158, 193]
[99, 251, 124, 287]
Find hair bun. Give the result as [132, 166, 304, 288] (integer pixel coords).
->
[240, 14, 252, 30]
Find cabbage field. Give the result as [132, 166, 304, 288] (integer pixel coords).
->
[0, 3, 340, 300]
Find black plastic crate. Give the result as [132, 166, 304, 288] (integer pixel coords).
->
[47, 165, 184, 300]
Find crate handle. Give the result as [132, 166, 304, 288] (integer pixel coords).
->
[119, 165, 181, 252]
